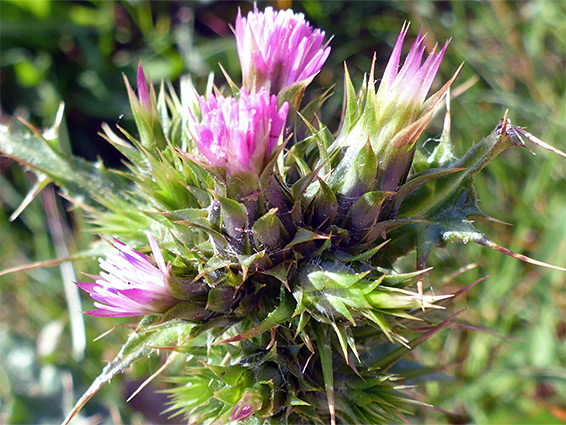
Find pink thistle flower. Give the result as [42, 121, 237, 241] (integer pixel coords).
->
[372, 24, 453, 190]
[235, 6, 331, 94]
[193, 87, 288, 176]
[76, 234, 178, 317]
[330, 24, 457, 193]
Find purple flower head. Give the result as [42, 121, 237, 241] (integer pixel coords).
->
[231, 393, 263, 422]
[370, 24, 451, 190]
[193, 87, 289, 176]
[377, 23, 449, 110]
[76, 234, 178, 317]
[235, 6, 331, 94]
[331, 24, 455, 193]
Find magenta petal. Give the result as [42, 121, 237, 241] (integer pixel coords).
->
[146, 232, 167, 273]
[84, 309, 141, 317]
[377, 23, 448, 116]
[75, 281, 98, 293]
[420, 41, 449, 100]
[90, 292, 117, 304]
[381, 23, 409, 89]
[116, 288, 162, 304]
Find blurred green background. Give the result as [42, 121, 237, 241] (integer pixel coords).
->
[1, 0, 565, 424]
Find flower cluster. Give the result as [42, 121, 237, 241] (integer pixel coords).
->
[27, 5, 559, 425]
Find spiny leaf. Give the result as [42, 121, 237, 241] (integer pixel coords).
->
[214, 288, 295, 345]
[313, 322, 336, 425]
[372, 310, 464, 372]
[286, 227, 329, 249]
[62, 316, 192, 425]
[380, 267, 434, 288]
[9, 173, 52, 222]
[0, 129, 129, 208]
[392, 167, 466, 216]
[332, 239, 390, 262]
[339, 63, 360, 134]
[470, 232, 566, 272]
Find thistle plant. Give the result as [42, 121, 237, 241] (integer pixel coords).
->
[1, 6, 564, 425]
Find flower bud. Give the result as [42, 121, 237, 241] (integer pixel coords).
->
[231, 392, 263, 422]
[124, 62, 166, 150]
[330, 24, 457, 192]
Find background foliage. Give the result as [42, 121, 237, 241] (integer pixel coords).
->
[1, 0, 564, 423]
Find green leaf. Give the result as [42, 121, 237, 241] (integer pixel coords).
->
[359, 310, 394, 343]
[286, 227, 328, 249]
[345, 191, 392, 233]
[237, 251, 266, 280]
[214, 193, 248, 247]
[380, 268, 432, 288]
[62, 316, 193, 425]
[307, 269, 370, 291]
[261, 263, 289, 290]
[326, 296, 356, 325]
[206, 287, 236, 313]
[0, 129, 129, 208]
[214, 386, 242, 405]
[204, 364, 249, 387]
[287, 392, 311, 407]
[158, 207, 208, 222]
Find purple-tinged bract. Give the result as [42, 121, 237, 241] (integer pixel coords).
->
[76, 234, 178, 317]
[235, 6, 331, 94]
[194, 87, 288, 176]
[136, 63, 151, 112]
[377, 23, 449, 116]
[231, 393, 263, 422]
